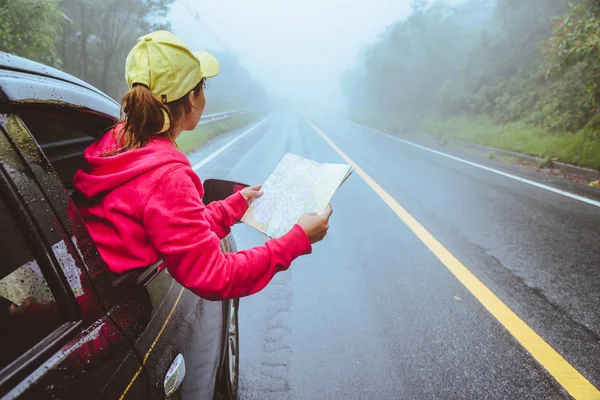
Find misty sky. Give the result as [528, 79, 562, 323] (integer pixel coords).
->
[168, 0, 414, 111]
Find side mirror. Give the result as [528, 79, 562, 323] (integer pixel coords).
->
[203, 179, 248, 204]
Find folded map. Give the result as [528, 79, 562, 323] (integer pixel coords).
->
[241, 153, 354, 238]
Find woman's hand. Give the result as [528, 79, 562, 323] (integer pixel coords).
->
[298, 205, 333, 244]
[9, 297, 34, 316]
[240, 185, 264, 205]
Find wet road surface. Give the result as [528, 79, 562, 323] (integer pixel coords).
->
[190, 114, 600, 399]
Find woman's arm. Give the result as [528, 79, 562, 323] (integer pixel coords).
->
[143, 167, 311, 300]
[204, 185, 263, 239]
[204, 192, 248, 239]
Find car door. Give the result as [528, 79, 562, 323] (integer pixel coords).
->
[0, 113, 151, 399]
[4, 91, 228, 399]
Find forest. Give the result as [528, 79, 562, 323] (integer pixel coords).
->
[343, 0, 600, 170]
[0, 0, 267, 112]
[3, 0, 600, 169]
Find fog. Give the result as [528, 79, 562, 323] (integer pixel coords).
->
[2, 0, 595, 149]
[169, 0, 413, 113]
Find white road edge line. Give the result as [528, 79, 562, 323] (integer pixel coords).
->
[192, 114, 272, 171]
[348, 120, 600, 209]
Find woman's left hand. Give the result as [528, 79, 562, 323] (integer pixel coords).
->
[240, 185, 264, 205]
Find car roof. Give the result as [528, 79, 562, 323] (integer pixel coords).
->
[0, 52, 114, 103]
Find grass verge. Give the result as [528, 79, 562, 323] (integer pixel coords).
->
[418, 116, 600, 171]
[176, 113, 257, 155]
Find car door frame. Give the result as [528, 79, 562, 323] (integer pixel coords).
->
[0, 65, 158, 397]
[0, 117, 85, 396]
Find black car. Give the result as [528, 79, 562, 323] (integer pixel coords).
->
[0, 52, 242, 399]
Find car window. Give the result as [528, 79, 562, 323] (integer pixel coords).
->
[0, 192, 65, 371]
[15, 109, 173, 314]
[18, 110, 171, 291]
[19, 110, 113, 191]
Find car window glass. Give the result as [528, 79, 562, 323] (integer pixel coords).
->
[19, 111, 113, 191]
[0, 193, 64, 371]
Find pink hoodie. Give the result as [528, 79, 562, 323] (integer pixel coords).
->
[73, 125, 311, 300]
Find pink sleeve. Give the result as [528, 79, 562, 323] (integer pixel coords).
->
[204, 192, 249, 239]
[143, 168, 312, 300]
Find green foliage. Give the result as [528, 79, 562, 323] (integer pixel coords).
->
[542, 0, 600, 76]
[0, 0, 63, 67]
[539, 156, 554, 169]
[1, 0, 268, 108]
[420, 115, 600, 170]
[528, 61, 595, 131]
[344, 0, 600, 170]
[58, 0, 175, 99]
[538, 1, 600, 132]
[342, 0, 490, 118]
[176, 114, 258, 154]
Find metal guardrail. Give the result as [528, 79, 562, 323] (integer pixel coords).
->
[198, 110, 247, 125]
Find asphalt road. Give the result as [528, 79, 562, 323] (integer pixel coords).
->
[189, 113, 600, 400]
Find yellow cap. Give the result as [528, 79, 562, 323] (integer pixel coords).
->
[125, 30, 220, 103]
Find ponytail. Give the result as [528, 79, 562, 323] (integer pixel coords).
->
[105, 84, 173, 156]
[105, 79, 205, 156]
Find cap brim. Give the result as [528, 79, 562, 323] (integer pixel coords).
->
[193, 51, 220, 79]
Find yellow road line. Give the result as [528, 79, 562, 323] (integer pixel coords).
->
[308, 120, 600, 400]
[120, 287, 186, 399]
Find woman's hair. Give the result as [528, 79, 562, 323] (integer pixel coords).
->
[104, 79, 206, 156]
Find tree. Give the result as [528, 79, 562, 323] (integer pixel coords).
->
[59, 0, 173, 99]
[540, 0, 600, 130]
[0, 0, 63, 67]
[542, 0, 600, 76]
[342, 0, 491, 128]
[1, 0, 269, 107]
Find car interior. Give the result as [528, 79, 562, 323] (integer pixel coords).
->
[18, 107, 114, 195]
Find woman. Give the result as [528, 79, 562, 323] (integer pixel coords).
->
[73, 30, 331, 300]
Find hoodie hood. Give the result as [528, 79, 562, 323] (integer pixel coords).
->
[73, 125, 189, 198]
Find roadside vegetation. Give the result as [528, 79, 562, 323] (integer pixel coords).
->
[176, 113, 258, 154]
[343, 0, 600, 170]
